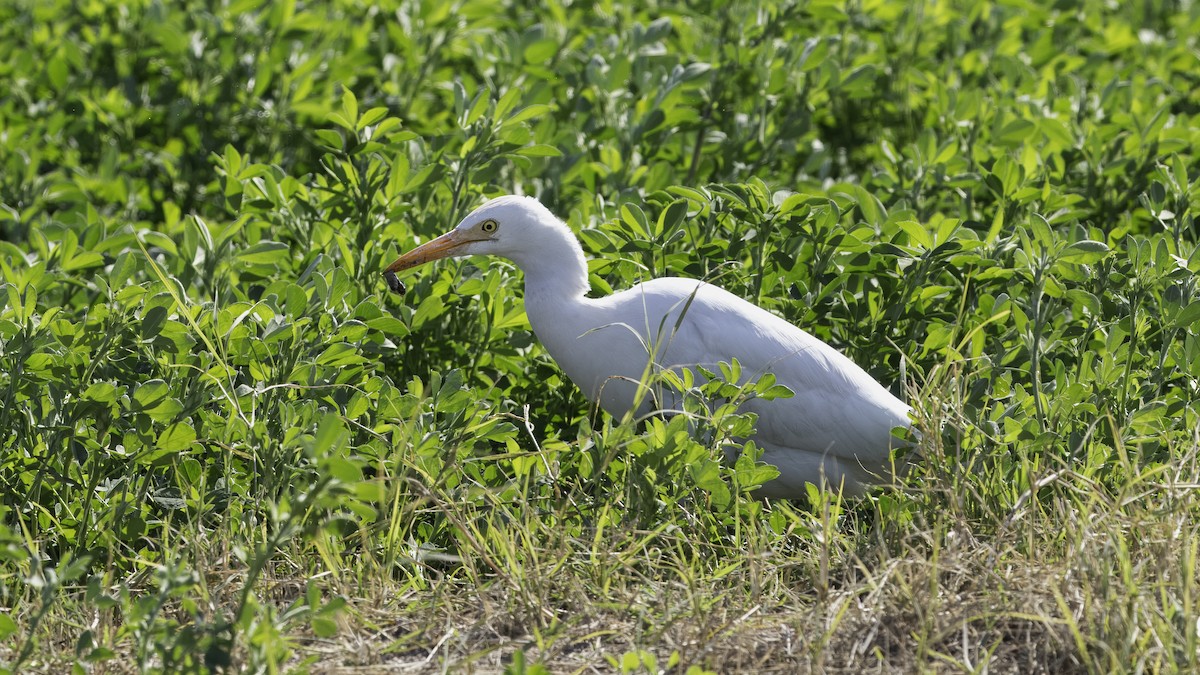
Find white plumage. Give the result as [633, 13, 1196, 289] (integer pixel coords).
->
[385, 195, 913, 497]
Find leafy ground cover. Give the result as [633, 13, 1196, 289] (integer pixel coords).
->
[1, 0, 1199, 672]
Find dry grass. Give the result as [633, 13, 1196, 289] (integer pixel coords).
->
[268, 460, 1194, 673]
[7, 474, 1197, 673]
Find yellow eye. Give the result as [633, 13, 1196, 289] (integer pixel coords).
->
[480, 219, 498, 233]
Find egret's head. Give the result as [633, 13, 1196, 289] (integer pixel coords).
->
[383, 195, 574, 279]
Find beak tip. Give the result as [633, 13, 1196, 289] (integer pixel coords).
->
[383, 269, 406, 295]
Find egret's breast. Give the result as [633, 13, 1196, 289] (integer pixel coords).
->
[545, 317, 656, 417]
[524, 291, 680, 418]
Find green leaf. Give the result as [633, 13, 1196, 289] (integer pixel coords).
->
[514, 144, 562, 157]
[142, 231, 179, 257]
[796, 37, 827, 71]
[158, 422, 196, 452]
[341, 89, 359, 124]
[1058, 240, 1110, 263]
[356, 106, 388, 130]
[324, 456, 361, 483]
[656, 200, 688, 237]
[315, 129, 344, 149]
[463, 88, 489, 126]
[82, 382, 119, 403]
[621, 203, 650, 236]
[236, 240, 290, 266]
[133, 379, 170, 409]
[505, 104, 552, 126]
[997, 118, 1036, 146]
[145, 399, 184, 424]
[690, 460, 725, 493]
[493, 87, 522, 121]
[366, 315, 410, 336]
[896, 220, 932, 250]
[316, 342, 367, 366]
[1029, 214, 1054, 248]
[523, 39, 558, 63]
[1039, 117, 1075, 149]
[1175, 300, 1200, 329]
[311, 616, 339, 638]
[0, 612, 18, 640]
[141, 305, 168, 339]
[222, 144, 243, 177]
[63, 251, 104, 272]
[47, 53, 69, 91]
[313, 413, 348, 455]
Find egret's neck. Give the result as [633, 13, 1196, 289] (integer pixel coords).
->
[512, 227, 589, 300]
[509, 224, 591, 332]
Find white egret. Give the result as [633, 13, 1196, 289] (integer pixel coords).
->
[384, 195, 913, 497]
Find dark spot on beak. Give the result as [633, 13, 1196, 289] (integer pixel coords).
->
[384, 270, 406, 295]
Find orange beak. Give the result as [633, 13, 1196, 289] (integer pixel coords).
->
[384, 230, 468, 274]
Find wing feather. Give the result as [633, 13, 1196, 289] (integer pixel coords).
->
[631, 278, 910, 465]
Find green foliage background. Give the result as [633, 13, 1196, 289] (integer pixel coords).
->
[0, 0, 1198, 671]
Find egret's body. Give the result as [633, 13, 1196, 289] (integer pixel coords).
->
[385, 195, 912, 497]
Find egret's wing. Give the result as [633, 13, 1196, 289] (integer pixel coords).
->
[638, 279, 910, 464]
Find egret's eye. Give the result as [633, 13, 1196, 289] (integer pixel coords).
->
[480, 219, 498, 233]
